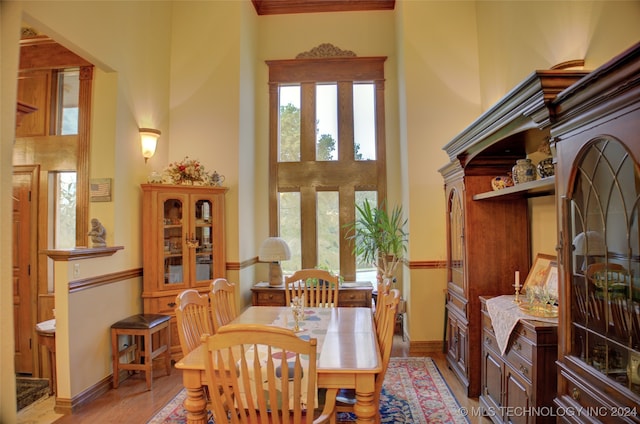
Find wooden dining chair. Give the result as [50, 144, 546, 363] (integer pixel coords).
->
[210, 278, 238, 332]
[201, 323, 337, 424]
[586, 263, 629, 298]
[284, 269, 340, 308]
[174, 289, 214, 356]
[373, 277, 392, 327]
[332, 289, 400, 424]
[610, 296, 633, 341]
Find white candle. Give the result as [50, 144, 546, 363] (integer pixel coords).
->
[515, 271, 520, 287]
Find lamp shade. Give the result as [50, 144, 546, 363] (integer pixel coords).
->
[139, 128, 161, 162]
[258, 237, 291, 262]
[573, 231, 606, 255]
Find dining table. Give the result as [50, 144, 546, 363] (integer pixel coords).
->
[174, 305, 382, 424]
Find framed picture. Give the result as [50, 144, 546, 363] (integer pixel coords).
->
[90, 178, 112, 202]
[523, 253, 556, 294]
[544, 261, 559, 299]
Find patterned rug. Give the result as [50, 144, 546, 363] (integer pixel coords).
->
[148, 357, 469, 423]
[16, 377, 50, 411]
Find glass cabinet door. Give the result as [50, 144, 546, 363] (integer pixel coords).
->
[448, 187, 465, 292]
[192, 197, 214, 284]
[568, 137, 640, 394]
[163, 196, 185, 286]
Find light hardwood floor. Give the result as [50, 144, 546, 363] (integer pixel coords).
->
[18, 335, 489, 424]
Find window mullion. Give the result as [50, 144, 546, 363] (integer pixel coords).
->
[374, 80, 387, 205]
[300, 82, 316, 162]
[339, 187, 356, 281]
[337, 81, 354, 162]
[300, 186, 317, 268]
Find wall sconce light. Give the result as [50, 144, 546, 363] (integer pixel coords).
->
[139, 128, 161, 163]
[258, 237, 291, 287]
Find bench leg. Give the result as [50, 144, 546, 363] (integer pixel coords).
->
[164, 324, 172, 376]
[144, 333, 152, 390]
[111, 329, 119, 388]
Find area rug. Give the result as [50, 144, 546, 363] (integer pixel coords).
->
[16, 377, 50, 411]
[147, 357, 469, 423]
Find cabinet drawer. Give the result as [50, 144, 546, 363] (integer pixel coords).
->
[338, 290, 369, 307]
[150, 295, 179, 314]
[482, 311, 494, 334]
[506, 331, 534, 363]
[483, 328, 500, 355]
[505, 349, 532, 384]
[557, 370, 616, 424]
[558, 365, 640, 423]
[255, 291, 286, 306]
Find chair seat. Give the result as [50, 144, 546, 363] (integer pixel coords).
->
[111, 314, 170, 330]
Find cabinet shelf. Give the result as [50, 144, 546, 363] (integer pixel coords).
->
[473, 176, 555, 200]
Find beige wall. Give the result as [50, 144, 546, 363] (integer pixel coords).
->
[397, 0, 640, 342]
[397, 0, 483, 342]
[2, 0, 175, 418]
[2, 0, 640, 421]
[1, 3, 22, 419]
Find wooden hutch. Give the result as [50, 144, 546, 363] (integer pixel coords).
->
[552, 42, 640, 422]
[439, 70, 586, 397]
[141, 183, 227, 361]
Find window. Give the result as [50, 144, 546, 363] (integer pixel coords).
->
[267, 56, 387, 281]
[55, 69, 80, 135]
[52, 171, 77, 249]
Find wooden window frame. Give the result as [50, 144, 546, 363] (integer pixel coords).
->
[266, 56, 387, 281]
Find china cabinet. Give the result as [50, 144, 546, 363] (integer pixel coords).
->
[552, 43, 640, 422]
[141, 183, 226, 360]
[439, 70, 586, 397]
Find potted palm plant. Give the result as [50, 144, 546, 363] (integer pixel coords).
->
[345, 199, 408, 284]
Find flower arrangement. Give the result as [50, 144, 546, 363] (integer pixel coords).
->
[164, 156, 210, 184]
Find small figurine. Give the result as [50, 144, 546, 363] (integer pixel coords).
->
[88, 218, 106, 247]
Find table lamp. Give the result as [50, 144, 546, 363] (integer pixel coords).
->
[258, 237, 291, 287]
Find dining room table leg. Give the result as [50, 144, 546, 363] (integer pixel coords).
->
[182, 369, 208, 424]
[353, 374, 377, 424]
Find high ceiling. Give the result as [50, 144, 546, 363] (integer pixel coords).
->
[251, 0, 395, 15]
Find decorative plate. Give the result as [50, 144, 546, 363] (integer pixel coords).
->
[491, 175, 514, 191]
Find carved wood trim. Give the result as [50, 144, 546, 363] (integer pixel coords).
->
[296, 43, 356, 59]
[76, 65, 94, 246]
[252, 0, 395, 15]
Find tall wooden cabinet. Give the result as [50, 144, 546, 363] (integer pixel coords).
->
[141, 183, 226, 360]
[439, 70, 586, 397]
[552, 43, 640, 422]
